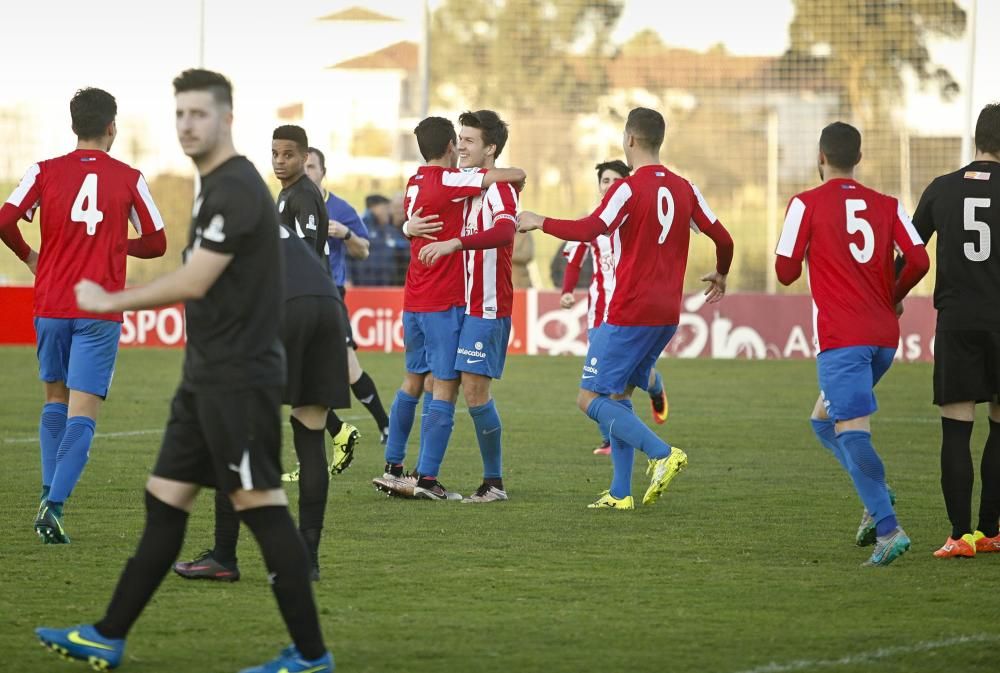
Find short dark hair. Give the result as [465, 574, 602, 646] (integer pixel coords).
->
[172, 69, 233, 107]
[70, 88, 117, 140]
[458, 109, 510, 160]
[595, 160, 630, 181]
[819, 122, 862, 170]
[366, 194, 390, 209]
[625, 107, 665, 151]
[272, 125, 308, 153]
[975, 103, 1000, 155]
[308, 146, 326, 173]
[414, 116, 456, 161]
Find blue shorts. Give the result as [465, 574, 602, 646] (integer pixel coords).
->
[455, 316, 511, 380]
[581, 323, 677, 395]
[817, 346, 896, 422]
[34, 317, 122, 398]
[402, 307, 465, 381]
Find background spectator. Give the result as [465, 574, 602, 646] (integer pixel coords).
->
[512, 231, 535, 288]
[349, 194, 409, 286]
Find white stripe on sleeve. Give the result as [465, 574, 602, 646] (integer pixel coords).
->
[6, 164, 40, 207]
[776, 197, 807, 257]
[598, 182, 632, 226]
[441, 170, 485, 189]
[136, 175, 166, 231]
[897, 201, 922, 246]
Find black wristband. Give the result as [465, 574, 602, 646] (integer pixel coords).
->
[344, 229, 353, 241]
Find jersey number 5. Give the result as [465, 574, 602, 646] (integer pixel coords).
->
[964, 197, 991, 262]
[71, 174, 104, 236]
[845, 199, 874, 263]
[657, 186, 675, 244]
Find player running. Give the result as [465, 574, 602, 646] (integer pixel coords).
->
[519, 107, 733, 510]
[910, 103, 1000, 558]
[560, 160, 668, 456]
[372, 115, 524, 501]
[273, 126, 359, 476]
[417, 109, 522, 502]
[305, 147, 392, 446]
[34, 69, 333, 673]
[775, 121, 929, 567]
[0, 87, 166, 544]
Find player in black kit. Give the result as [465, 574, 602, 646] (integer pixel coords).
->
[273, 124, 360, 474]
[911, 103, 1000, 559]
[34, 70, 334, 673]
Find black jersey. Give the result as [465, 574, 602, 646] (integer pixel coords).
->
[182, 156, 284, 389]
[913, 160, 1000, 331]
[279, 223, 340, 302]
[277, 174, 330, 269]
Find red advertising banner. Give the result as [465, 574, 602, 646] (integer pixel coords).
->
[0, 286, 938, 361]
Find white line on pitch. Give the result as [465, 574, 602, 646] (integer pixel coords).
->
[731, 633, 1000, 673]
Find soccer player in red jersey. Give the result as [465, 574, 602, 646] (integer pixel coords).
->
[373, 116, 524, 500]
[418, 109, 522, 502]
[0, 88, 166, 543]
[561, 160, 669, 456]
[519, 107, 733, 510]
[774, 122, 929, 566]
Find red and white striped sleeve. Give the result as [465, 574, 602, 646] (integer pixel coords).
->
[487, 182, 518, 226]
[127, 173, 166, 235]
[775, 196, 811, 261]
[0, 163, 42, 260]
[890, 199, 922, 255]
[597, 180, 633, 235]
[440, 168, 486, 200]
[688, 181, 719, 233]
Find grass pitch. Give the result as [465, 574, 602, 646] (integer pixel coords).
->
[1, 348, 998, 672]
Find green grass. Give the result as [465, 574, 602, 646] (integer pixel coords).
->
[1, 348, 998, 672]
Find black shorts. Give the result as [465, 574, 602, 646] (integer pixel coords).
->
[282, 295, 351, 409]
[934, 329, 1000, 406]
[152, 384, 284, 493]
[337, 286, 357, 350]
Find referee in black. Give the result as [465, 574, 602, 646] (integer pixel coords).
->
[38, 69, 333, 672]
[912, 102, 1000, 558]
[273, 125, 360, 472]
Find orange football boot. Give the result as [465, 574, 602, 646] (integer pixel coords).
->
[933, 534, 976, 558]
[973, 530, 1000, 553]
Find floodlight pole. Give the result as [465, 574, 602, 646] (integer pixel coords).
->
[420, 0, 430, 117]
[961, 0, 978, 164]
[198, 0, 206, 68]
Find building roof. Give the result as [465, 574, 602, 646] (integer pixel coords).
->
[329, 40, 418, 72]
[317, 7, 400, 22]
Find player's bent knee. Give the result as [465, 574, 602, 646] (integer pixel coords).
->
[146, 476, 200, 513]
[461, 372, 491, 407]
[577, 389, 598, 414]
[940, 401, 976, 423]
[291, 405, 327, 430]
[229, 488, 287, 512]
[401, 372, 426, 397]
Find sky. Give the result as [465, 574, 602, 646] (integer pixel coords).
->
[1, 0, 996, 178]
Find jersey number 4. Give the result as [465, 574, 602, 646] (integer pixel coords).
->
[71, 174, 104, 236]
[964, 197, 991, 262]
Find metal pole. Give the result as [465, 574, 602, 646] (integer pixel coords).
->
[960, 0, 978, 164]
[765, 108, 779, 294]
[421, 0, 430, 117]
[198, 0, 206, 68]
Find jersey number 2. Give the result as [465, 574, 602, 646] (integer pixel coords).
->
[656, 186, 675, 244]
[964, 197, 991, 262]
[71, 174, 104, 236]
[845, 199, 874, 263]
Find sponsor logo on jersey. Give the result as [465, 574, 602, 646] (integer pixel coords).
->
[458, 347, 487, 359]
[583, 356, 599, 376]
[964, 171, 991, 181]
[278, 200, 285, 212]
[306, 214, 317, 230]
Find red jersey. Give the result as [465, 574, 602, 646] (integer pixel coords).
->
[776, 178, 924, 352]
[2, 150, 164, 322]
[563, 234, 616, 329]
[583, 165, 720, 326]
[462, 182, 518, 319]
[402, 166, 485, 312]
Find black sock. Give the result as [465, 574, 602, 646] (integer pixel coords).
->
[325, 410, 343, 438]
[941, 417, 975, 539]
[351, 372, 389, 432]
[239, 506, 326, 660]
[213, 489, 240, 565]
[484, 477, 504, 490]
[291, 416, 329, 533]
[300, 527, 321, 569]
[978, 418, 1000, 537]
[95, 491, 189, 639]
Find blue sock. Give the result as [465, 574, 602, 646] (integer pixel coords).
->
[647, 370, 663, 397]
[599, 421, 610, 445]
[810, 418, 849, 471]
[837, 430, 894, 525]
[39, 402, 68, 490]
[875, 514, 899, 537]
[469, 399, 502, 479]
[48, 416, 97, 503]
[417, 391, 433, 465]
[609, 400, 636, 499]
[587, 396, 671, 460]
[416, 400, 456, 478]
[385, 391, 418, 465]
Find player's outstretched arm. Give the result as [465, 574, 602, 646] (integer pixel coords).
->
[482, 167, 526, 189]
[403, 207, 443, 240]
[75, 247, 233, 313]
